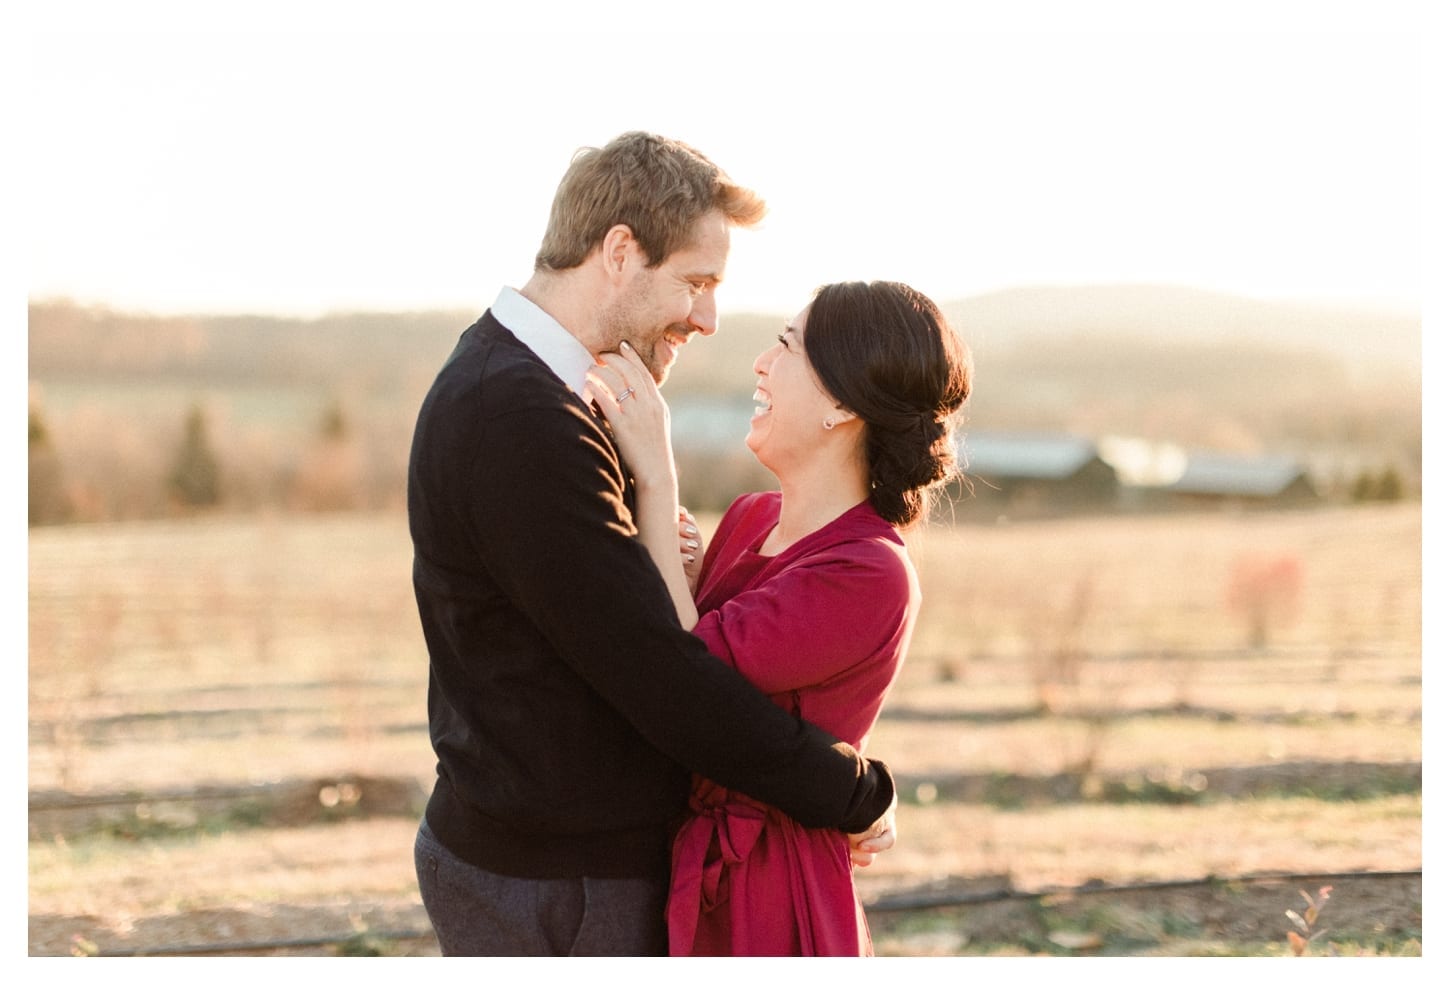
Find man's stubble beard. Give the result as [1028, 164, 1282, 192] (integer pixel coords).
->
[601, 282, 673, 386]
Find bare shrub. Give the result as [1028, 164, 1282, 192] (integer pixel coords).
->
[56, 404, 173, 522]
[1025, 574, 1097, 713]
[676, 447, 773, 514]
[214, 426, 292, 512]
[290, 441, 366, 512]
[1225, 552, 1304, 648]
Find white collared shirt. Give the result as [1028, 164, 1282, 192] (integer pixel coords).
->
[490, 286, 596, 398]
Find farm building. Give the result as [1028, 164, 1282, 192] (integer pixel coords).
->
[1154, 451, 1320, 509]
[953, 431, 1121, 517]
[949, 432, 1322, 518]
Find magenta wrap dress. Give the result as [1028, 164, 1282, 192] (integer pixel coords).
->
[666, 492, 920, 956]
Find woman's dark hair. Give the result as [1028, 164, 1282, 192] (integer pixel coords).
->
[804, 281, 973, 526]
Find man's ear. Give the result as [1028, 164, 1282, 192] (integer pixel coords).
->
[600, 224, 639, 281]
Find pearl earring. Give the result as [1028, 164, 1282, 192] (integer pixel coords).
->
[823, 418, 836, 430]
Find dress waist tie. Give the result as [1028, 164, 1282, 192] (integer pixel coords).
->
[666, 786, 768, 955]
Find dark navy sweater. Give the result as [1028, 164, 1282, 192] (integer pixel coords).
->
[407, 311, 894, 880]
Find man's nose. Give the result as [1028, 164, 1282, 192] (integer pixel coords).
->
[688, 292, 718, 336]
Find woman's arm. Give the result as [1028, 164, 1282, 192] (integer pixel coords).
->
[693, 540, 915, 695]
[586, 342, 701, 630]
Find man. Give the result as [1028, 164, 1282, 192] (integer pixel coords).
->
[408, 131, 895, 956]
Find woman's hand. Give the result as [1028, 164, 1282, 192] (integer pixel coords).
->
[585, 341, 676, 497]
[679, 507, 701, 594]
[849, 793, 897, 867]
[587, 342, 699, 629]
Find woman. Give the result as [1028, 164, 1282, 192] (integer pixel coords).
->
[588, 280, 972, 956]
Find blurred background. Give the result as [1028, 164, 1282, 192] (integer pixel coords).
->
[22, 3, 1427, 958]
[23, 10, 1423, 524]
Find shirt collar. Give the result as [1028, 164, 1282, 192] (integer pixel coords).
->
[490, 286, 596, 397]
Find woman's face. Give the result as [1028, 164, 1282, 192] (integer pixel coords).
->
[745, 302, 842, 472]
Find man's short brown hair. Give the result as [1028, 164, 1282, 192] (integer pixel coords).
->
[534, 131, 766, 272]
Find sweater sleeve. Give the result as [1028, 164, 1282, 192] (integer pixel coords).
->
[462, 400, 893, 833]
[693, 540, 914, 696]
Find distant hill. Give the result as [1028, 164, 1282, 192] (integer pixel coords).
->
[672, 286, 1421, 426]
[26, 301, 473, 394]
[941, 284, 1420, 383]
[28, 285, 1420, 458]
[29, 284, 1419, 388]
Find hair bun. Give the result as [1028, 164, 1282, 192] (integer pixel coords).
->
[804, 280, 972, 526]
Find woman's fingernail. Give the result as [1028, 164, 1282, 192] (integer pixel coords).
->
[685, 540, 698, 550]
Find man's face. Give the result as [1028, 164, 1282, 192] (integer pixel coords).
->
[600, 211, 730, 384]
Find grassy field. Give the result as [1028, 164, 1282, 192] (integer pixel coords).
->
[26, 502, 1423, 956]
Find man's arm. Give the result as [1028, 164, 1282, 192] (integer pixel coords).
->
[467, 399, 892, 833]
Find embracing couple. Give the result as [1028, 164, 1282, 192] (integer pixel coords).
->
[408, 131, 973, 956]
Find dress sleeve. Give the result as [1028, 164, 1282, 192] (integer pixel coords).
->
[692, 539, 914, 696]
[461, 403, 893, 832]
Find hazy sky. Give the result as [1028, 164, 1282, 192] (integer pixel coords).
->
[9, 4, 1443, 913]
[21, 4, 1425, 319]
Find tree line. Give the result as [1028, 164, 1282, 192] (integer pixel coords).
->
[27, 295, 1420, 526]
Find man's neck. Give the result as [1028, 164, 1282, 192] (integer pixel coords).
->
[519, 271, 603, 355]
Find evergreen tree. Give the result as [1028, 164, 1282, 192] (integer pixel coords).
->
[169, 404, 221, 508]
[1375, 466, 1404, 502]
[320, 397, 349, 443]
[28, 403, 71, 525]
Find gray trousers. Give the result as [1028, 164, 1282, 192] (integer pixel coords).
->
[414, 818, 669, 956]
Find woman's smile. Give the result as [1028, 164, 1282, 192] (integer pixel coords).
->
[752, 384, 772, 418]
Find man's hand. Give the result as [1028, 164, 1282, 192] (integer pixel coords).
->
[848, 793, 897, 867]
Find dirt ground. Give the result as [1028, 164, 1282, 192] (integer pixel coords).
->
[27, 762, 1423, 957]
[27, 505, 1424, 957]
[30, 872, 1424, 958]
